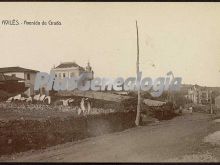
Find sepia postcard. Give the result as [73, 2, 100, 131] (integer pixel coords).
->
[0, 2, 220, 163]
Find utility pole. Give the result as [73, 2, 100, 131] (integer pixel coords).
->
[135, 20, 141, 126]
[210, 90, 213, 114]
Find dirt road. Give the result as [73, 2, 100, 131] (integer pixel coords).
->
[1, 112, 220, 162]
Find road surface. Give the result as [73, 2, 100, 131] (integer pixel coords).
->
[1, 112, 220, 162]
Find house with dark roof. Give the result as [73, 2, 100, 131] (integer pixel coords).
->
[51, 61, 94, 79]
[0, 66, 39, 96]
[0, 73, 26, 95]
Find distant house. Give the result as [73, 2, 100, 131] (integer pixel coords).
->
[186, 85, 210, 104]
[215, 95, 220, 109]
[0, 73, 25, 94]
[50, 62, 94, 91]
[0, 67, 39, 96]
[51, 61, 94, 79]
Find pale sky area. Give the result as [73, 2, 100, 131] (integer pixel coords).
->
[0, 2, 220, 87]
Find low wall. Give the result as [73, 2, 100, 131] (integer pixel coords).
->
[0, 111, 136, 156]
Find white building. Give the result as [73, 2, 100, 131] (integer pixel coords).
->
[51, 61, 94, 84]
[215, 95, 220, 109]
[187, 85, 210, 104]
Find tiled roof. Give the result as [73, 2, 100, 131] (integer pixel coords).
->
[0, 73, 24, 82]
[0, 67, 38, 73]
[55, 62, 85, 71]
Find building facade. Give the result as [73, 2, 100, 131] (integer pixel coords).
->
[187, 85, 210, 104]
[0, 67, 39, 96]
[50, 61, 94, 91]
[51, 61, 94, 80]
[215, 95, 220, 109]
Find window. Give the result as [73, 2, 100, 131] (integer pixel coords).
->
[63, 73, 66, 78]
[27, 73, 30, 80]
[70, 72, 74, 77]
[12, 74, 16, 77]
[55, 74, 57, 77]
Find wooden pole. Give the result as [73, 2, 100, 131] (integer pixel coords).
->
[210, 90, 213, 114]
[135, 20, 141, 126]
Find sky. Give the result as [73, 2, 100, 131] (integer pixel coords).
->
[0, 2, 220, 87]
